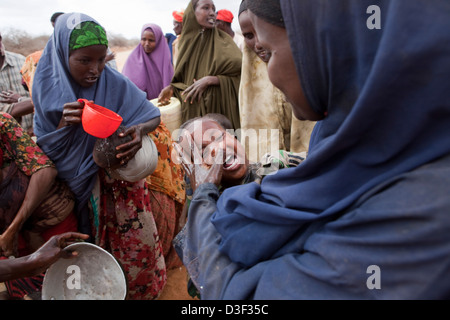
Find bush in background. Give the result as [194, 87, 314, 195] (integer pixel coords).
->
[108, 33, 138, 49]
[1, 28, 138, 57]
[2, 29, 49, 56]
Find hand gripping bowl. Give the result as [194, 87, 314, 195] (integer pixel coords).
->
[41, 242, 127, 300]
[80, 99, 123, 139]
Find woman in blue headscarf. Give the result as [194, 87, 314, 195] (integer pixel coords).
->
[174, 0, 450, 299]
[32, 13, 167, 299]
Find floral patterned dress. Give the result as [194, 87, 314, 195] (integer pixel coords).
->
[0, 112, 53, 177]
[1, 112, 76, 244]
[90, 123, 186, 300]
[146, 123, 186, 270]
[1, 112, 77, 299]
[91, 172, 167, 300]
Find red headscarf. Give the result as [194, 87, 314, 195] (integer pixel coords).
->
[216, 9, 234, 23]
[172, 10, 184, 23]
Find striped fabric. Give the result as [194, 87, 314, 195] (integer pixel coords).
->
[0, 51, 32, 130]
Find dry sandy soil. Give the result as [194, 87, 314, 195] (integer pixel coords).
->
[111, 46, 134, 72]
[158, 266, 197, 300]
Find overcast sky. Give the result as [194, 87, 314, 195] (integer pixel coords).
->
[0, 0, 242, 39]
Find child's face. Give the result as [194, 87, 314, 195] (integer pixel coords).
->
[183, 119, 249, 185]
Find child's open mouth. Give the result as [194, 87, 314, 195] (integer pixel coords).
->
[223, 154, 240, 170]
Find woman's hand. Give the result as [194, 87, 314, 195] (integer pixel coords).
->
[0, 232, 90, 283]
[115, 116, 160, 166]
[115, 125, 144, 166]
[158, 85, 174, 106]
[0, 90, 21, 104]
[0, 90, 22, 104]
[182, 76, 219, 104]
[26, 232, 90, 276]
[58, 100, 87, 129]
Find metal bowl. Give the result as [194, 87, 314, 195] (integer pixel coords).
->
[41, 242, 127, 300]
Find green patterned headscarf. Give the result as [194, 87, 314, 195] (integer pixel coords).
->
[69, 21, 108, 51]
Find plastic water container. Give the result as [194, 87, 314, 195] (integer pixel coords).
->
[150, 97, 182, 135]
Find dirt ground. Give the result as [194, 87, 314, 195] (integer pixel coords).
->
[158, 266, 197, 300]
[111, 46, 134, 72]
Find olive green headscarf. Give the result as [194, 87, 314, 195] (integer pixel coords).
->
[172, 0, 242, 130]
[69, 21, 108, 51]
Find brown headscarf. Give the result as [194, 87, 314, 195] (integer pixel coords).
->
[171, 0, 242, 129]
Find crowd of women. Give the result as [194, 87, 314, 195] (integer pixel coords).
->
[1, 0, 450, 300]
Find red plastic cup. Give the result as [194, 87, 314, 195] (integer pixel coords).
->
[79, 99, 123, 139]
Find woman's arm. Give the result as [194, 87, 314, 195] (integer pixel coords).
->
[8, 99, 34, 119]
[0, 232, 89, 283]
[182, 76, 220, 104]
[0, 167, 58, 256]
[0, 92, 34, 119]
